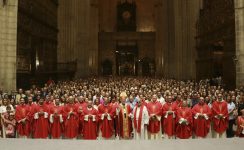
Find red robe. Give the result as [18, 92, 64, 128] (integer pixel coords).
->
[49, 105, 64, 138]
[98, 104, 114, 139]
[176, 107, 192, 139]
[211, 101, 229, 133]
[75, 102, 87, 135]
[33, 104, 49, 138]
[147, 101, 162, 133]
[117, 104, 133, 139]
[162, 102, 178, 136]
[82, 107, 98, 140]
[192, 103, 211, 138]
[63, 104, 79, 139]
[15, 104, 31, 137]
[27, 103, 37, 136]
[236, 116, 244, 137]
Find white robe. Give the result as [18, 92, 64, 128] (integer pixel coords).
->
[132, 105, 149, 140]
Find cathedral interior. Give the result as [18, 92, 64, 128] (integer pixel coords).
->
[0, 0, 244, 90]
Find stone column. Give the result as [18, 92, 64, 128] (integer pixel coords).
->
[235, 0, 244, 87]
[0, 0, 18, 91]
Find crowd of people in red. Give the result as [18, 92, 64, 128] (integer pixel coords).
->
[0, 77, 244, 139]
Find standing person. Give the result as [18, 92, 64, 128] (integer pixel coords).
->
[117, 93, 133, 139]
[63, 96, 79, 139]
[26, 96, 36, 137]
[236, 109, 244, 137]
[162, 95, 178, 139]
[226, 95, 236, 138]
[82, 100, 98, 140]
[147, 94, 162, 139]
[49, 98, 64, 139]
[15, 89, 26, 105]
[192, 97, 211, 138]
[133, 99, 149, 140]
[211, 94, 229, 138]
[33, 98, 49, 139]
[1, 106, 15, 138]
[176, 100, 192, 139]
[15, 98, 31, 138]
[98, 97, 114, 139]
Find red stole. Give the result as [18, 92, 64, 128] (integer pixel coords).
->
[134, 105, 144, 133]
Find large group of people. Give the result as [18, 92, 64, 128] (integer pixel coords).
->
[0, 77, 244, 140]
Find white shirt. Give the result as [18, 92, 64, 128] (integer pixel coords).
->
[227, 102, 236, 120]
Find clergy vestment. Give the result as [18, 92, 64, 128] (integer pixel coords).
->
[236, 116, 244, 137]
[176, 107, 192, 139]
[63, 104, 79, 139]
[162, 102, 178, 138]
[117, 103, 133, 139]
[147, 101, 162, 139]
[211, 101, 228, 138]
[82, 107, 98, 140]
[15, 104, 31, 137]
[49, 105, 64, 139]
[98, 104, 114, 139]
[192, 103, 211, 138]
[133, 104, 149, 140]
[33, 104, 49, 139]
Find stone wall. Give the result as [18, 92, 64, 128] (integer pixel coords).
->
[0, 0, 18, 91]
[58, 0, 99, 77]
[235, 0, 244, 87]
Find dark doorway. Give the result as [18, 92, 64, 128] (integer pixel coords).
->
[141, 57, 155, 76]
[116, 42, 138, 76]
[102, 59, 113, 76]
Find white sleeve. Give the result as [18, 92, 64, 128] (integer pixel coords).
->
[179, 118, 184, 124]
[44, 112, 48, 119]
[49, 114, 54, 123]
[59, 114, 63, 123]
[92, 115, 96, 122]
[143, 107, 149, 125]
[194, 113, 200, 119]
[203, 114, 209, 120]
[34, 113, 39, 119]
[107, 114, 112, 120]
[84, 115, 89, 121]
[101, 114, 104, 120]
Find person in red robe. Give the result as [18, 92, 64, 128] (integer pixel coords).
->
[49, 98, 64, 139]
[63, 96, 79, 139]
[33, 98, 49, 139]
[236, 109, 244, 137]
[116, 93, 133, 139]
[98, 97, 114, 139]
[15, 98, 31, 138]
[75, 96, 86, 137]
[162, 95, 178, 139]
[147, 94, 162, 139]
[211, 93, 229, 138]
[27, 96, 36, 137]
[192, 97, 212, 138]
[82, 100, 98, 140]
[176, 100, 192, 139]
